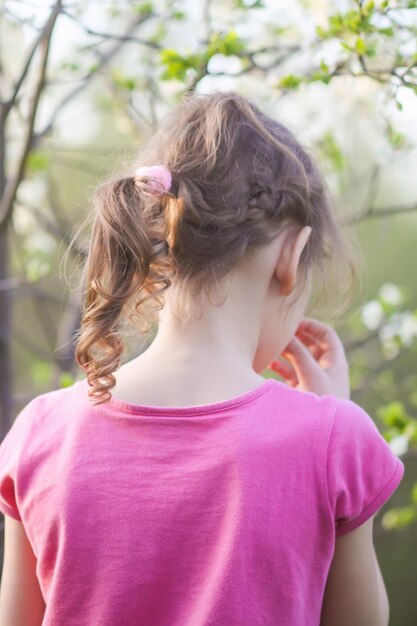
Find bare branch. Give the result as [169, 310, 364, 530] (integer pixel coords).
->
[62, 8, 161, 50]
[344, 328, 381, 352]
[12, 327, 54, 362]
[0, 276, 61, 302]
[0, 0, 62, 226]
[34, 10, 154, 143]
[352, 342, 414, 397]
[2, 15, 52, 116]
[203, 0, 213, 41]
[343, 202, 417, 226]
[51, 152, 104, 176]
[2, 5, 43, 33]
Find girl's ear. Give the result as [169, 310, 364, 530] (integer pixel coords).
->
[275, 226, 312, 296]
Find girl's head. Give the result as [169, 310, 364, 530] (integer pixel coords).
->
[73, 91, 359, 404]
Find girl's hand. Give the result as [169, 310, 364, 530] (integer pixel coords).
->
[268, 317, 350, 400]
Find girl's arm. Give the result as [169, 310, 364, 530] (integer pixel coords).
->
[320, 516, 389, 626]
[0, 515, 45, 626]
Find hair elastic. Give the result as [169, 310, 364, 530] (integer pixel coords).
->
[134, 165, 172, 195]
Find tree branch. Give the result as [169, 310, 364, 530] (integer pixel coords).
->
[34, 10, 154, 143]
[343, 202, 417, 226]
[61, 8, 161, 50]
[2, 15, 52, 116]
[0, 0, 61, 226]
[0, 276, 62, 303]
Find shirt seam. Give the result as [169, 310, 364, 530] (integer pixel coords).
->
[0, 499, 22, 521]
[324, 396, 340, 532]
[335, 457, 404, 534]
[97, 378, 277, 417]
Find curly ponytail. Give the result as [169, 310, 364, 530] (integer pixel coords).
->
[75, 177, 174, 404]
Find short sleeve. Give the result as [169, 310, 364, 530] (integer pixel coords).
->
[326, 398, 405, 536]
[0, 401, 37, 521]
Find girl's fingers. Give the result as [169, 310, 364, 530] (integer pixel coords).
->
[298, 318, 343, 346]
[281, 335, 320, 380]
[296, 318, 346, 362]
[294, 330, 323, 359]
[268, 358, 298, 384]
[296, 318, 334, 347]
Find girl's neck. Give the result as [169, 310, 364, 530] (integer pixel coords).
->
[112, 344, 266, 408]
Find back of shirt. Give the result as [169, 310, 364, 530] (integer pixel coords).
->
[0, 377, 404, 626]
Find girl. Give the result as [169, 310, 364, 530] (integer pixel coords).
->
[0, 91, 404, 626]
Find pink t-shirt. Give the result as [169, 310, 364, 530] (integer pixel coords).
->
[0, 377, 404, 625]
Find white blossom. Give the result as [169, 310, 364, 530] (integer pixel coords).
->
[388, 434, 409, 457]
[360, 300, 384, 330]
[378, 283, 404, 306]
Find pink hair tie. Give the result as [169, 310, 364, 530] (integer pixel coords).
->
[134, 165, 172, 194]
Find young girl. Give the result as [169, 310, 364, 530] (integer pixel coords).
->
[0, 91, 404, 626]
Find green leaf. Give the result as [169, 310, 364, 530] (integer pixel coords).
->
[378, 26, 394, 36]
[235, 0, 265, 7]
[61, 61, 80, 72]
[318, 131, 345, 171]
[26, 257, 51, 282]
[382, 505, 417, 530]
[340, 41, 353, 53]
[405, 420, 417, 444]
[412, 483, 417, 505]
[378, 300, 398, 316]
[32, 362, 53, 386]
[386, 123, 406, 149]
[364, 1, 375, 14]
[328, 13, 345, 36]
[111, 70, 136, 92]
[159, 49, 205, 81]
[356, 37, 366, 55]
[308, 60, 332, 85]
[27, 150, 50, 173]
[316, 25, 329, 39]
[377, 401, 410, 429]
[134, 1, 153, 15]
[277, 74, 303, 89]
[364, 41, 378, 57]
[208, 31, 246, 57]
[88, 62, 99, 74]
[353, 37, 378, 57]
[150, 22, 167, 45]
[59, 372, 75, 388]
[271, 25, 289, 36]
[409, 390, 417, 408]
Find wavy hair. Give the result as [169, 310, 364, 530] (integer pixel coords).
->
[71, 91, 361, 405]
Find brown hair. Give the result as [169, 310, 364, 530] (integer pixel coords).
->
[72, 91, 360, 405]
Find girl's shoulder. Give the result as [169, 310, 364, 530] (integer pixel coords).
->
[268, 381, 405, 533]
[1, 381, 79, 446]
[0, 379, 86, 470]
[0, 379, 86, 521]
[266, 377, 340, 429]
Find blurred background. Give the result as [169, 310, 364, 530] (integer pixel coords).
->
[0, 0, 416, 623]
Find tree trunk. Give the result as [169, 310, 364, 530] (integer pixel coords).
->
[0, 104, 13, 438]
